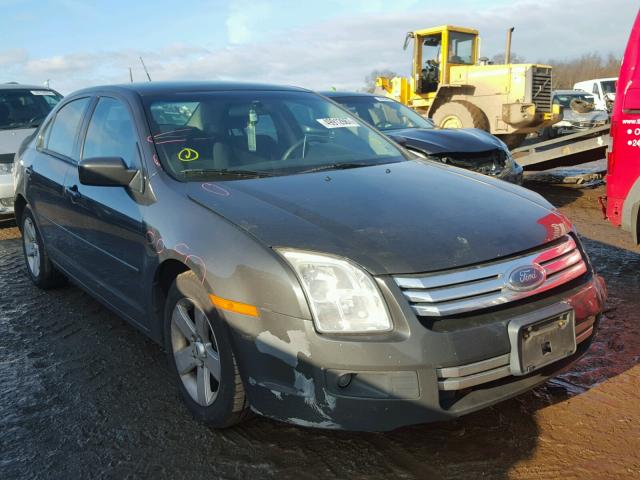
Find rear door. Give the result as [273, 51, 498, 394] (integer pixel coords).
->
[27, 97, 91, 265]
[62, 95, 148, 326]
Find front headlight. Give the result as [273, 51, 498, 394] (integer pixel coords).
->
[0, 162, 14, 175]
[277, 249, 392, 333]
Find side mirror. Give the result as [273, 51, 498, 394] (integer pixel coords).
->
[79, 157, 138, 187]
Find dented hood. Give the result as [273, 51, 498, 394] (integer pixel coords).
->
[387, 127, 505, 154]
[187, 161, 567, 275]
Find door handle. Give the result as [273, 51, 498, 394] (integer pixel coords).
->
[65, 185, 81, 202]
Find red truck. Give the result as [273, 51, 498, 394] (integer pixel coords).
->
[605, 10, 640, 242]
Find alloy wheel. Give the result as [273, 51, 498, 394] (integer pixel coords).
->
[170, 298, 222, 406]
[23, 217, 40, 278]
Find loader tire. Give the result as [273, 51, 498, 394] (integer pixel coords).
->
[432, 100, 489, 131]
[497, 133, 528, 149]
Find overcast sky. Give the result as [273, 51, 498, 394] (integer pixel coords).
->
[0, 0, 637, 94]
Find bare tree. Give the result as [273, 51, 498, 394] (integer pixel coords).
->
[490, 52, 526, 64]
[363, 69, 400, 93]
[544, 53, 621, 89]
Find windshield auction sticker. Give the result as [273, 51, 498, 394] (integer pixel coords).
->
[30, 90, 56, 95]
[316, 118, 360, 128]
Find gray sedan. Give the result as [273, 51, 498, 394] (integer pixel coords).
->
[13, 82, 606, 431]
[0, 83, 62, 216]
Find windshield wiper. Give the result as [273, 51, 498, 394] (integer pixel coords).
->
[298, 162, 370, 174]
[180, 168, 274, 178]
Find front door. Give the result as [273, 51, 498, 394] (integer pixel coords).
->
[63, 96, 148, 327]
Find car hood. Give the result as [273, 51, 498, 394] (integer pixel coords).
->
[187, 161, 568, 275]
[0, 128, 36, 156]
[386, 128, 505, 154]
[561, 108, 609, 123]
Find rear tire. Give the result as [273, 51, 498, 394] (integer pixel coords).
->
[164, 271, 249, 428]
[21, 206, 65, 289]
[432, 100, 489, 131]
[497, 133, 528, 149]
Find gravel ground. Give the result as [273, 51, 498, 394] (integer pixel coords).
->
[0, 184, 639, 480]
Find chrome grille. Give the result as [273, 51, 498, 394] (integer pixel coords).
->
[532, 66, 552, 113]
[394, 236, 587, 317]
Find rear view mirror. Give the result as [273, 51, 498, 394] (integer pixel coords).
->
[79, 157, 138, 187]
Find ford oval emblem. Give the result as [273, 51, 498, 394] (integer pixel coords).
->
[506, 265, 546, 292]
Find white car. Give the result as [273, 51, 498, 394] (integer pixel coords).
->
[0, 83, 62, 216]
[573, 78, 617, 113]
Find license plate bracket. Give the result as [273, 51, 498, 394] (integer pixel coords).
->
[508, 303, 576, 376]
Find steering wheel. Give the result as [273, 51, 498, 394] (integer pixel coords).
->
[281, 138, 306, 161]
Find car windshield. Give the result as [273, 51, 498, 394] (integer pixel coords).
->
[144, 90, 406, 180]
[553, 93, 596, 108]
[0, 89, 62, 130]
[330, 95, 433, 132]
[601, 80, 616, 95]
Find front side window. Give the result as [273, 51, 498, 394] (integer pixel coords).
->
[448, 32, 475, 65]
[83, 97, 140, 169]
[601, 81, 616, 95]
[144, 91, 405, 180]
[47, 97, 90, 159]
[332, 96, 433, 131]
[0, 89, 63, 130]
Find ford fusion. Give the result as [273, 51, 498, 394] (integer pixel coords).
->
[323, 91, 523, 184]
[13, 82, 606, 431]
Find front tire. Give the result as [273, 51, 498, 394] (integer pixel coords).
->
[21, 206, 65, 289]
[164, 271, 249, 428]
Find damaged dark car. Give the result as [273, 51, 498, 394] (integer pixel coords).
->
[323, 91, 524, 184]
[14, 82, 605, 432]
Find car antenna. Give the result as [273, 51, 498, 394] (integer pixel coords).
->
[139, 56, 152, 82]
[129, 67, 134, 83]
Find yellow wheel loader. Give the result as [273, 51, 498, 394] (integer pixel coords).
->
[376, 25, 561, 148]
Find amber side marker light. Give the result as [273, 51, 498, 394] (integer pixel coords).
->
[209, 294, 259, 317]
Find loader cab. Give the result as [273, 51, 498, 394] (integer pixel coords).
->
[409, 25, 479, 95]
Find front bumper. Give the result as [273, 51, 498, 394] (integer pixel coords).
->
[225, 273, 606, 431]
[502, 104, 560, 132]
[552, 120, 608, 136]
[497, 161, 524, 185]
[0, 173, 15, 215]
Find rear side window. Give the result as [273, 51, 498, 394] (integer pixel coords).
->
[83, 97, 140, 169]
[47, 98, 90, 159]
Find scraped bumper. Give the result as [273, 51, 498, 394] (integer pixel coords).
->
[224, 273, 606, 432]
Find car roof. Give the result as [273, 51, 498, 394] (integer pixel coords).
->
[0, 82, 59, 91]
[553, 89, 595, 95]
[575, 77, 617, 83]
[69, 81, 311, 97]
[320, 91, 377, 98]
